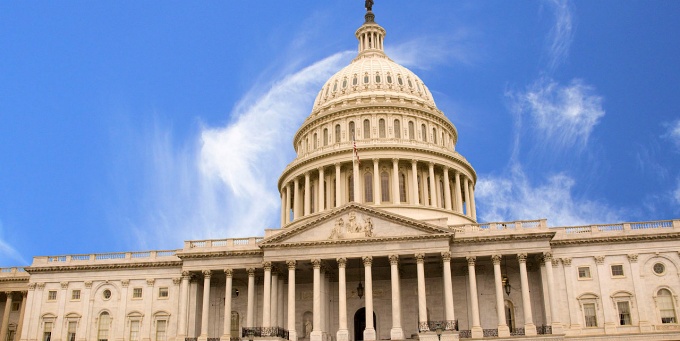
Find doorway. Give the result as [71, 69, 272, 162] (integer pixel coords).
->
[353, 308, 377, 341]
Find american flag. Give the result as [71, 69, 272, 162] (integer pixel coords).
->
[353, 133, 360, 166]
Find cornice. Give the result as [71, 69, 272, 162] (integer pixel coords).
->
[176, 250, 263, 259]
[0, 277, 29, 283]
[451, 232, 555, 245]
[550, 232, 680, 246]
[24, 261, 183, 274]
[261, 233, 452, 249]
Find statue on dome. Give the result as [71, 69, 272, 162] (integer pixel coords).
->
[365, 0, 373, 11]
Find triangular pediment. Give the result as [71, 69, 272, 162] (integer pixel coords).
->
[260, 203, 453, 246]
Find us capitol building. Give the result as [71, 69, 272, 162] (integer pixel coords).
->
[2, 4, 680, 341]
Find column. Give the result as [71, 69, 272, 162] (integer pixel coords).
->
[415, 254, 428, 332]
[539, 261, 552, 326]
[469, 182, 476, 220]
[335, 163, 342, 207]
[287, 261, 298, 341]
[53, 282, 68, 341]
[389, 255, 403, 339]
[442, 252, 456, 330]
[16, 291, 27, 341]
[0, 292, 12, 341]
[422, 169, 430, 207]
[492, 255, 510, 337]
[337, 258, 349, 341]
[318, 167, 325, 212]
[544, 253, 563, 334]
[178, 272, 190, 339]
[293, 178, 300, 220]
[271, 269, 279, 328]
[628, 254, 652, 332]
[278, 277, 284, 331]
[19, 285, 35, 341]
[311, 259, 322, 341]
[443, 167, 452, 210]
[594, 256, 616, 334]
[428, 163, 436, 207]
[353, 160, 361, 203]
[304, 173, 311, 215]
[518, 254, 537, 336]
[363, 256, 376, 340]
[373, 159, 380, 204]
[560, 258, 581, 330]
[454, 171, 463, 213]
[199, 271, 212, 340]
[411, 160, 419, 205]
[286, 183, 292, 223]
[222, 269, 234, 341]
[246, 268, 255, 328]
[392, 159, 400, 205]
[463, 177, 471, 217]
[467, 256, 483, 338]
[262, 262, 272, 329]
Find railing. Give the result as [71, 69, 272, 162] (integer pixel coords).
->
[36, 250, 178, 266]
[510, 327, 525, 336]
[451, 219, 548, 233]
[241, 327, 289, 339]
[230, 338, 240, 341]
[537, 325, 552, 335]
[185, 338, 197, 341]
[426, 320, 458, 331]
[562, 219, 677, 235]
[208, 338, 221, 341]
[458, 330, 471, 339]
[186, 237, 263, 250]
[482, 329, 498, 337]
[0, 267, 28, 275]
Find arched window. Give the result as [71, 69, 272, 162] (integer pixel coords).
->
[658, 289, 677, 323]
[352, 75, 358, 86]
[332, 180, 337, 207]
[323, 129, 328, 146]
[230, 312, 240, 338]
[505, 300, 515, 332]
[399, 173, 407, 202]
[98, 312, 110, 341]
[305, 138, 309, 152]
[363, 119, 371, 139]
[349, 122, 356, 140]
[427, 177, 432, 205]
[335, 124, 341, 143]
[313, 133, 317, 150]
[379, 119, 386, 138]
[421, 124, 427, 142]
[433, 128, 437, 144]
[381, 171, 390, 202]
[408, 121, 415, 140]
[348, 175, 354, 202]
[387, 74, 393, 84]
[394, 120, 401, 138]
[342, 78, 347, 89]
[364, 172, 373, 203]
[310, 184, 315, 213]
[439, 179, 445, 207]
[375, 72, 381, 83]
[363, 73, 369, 84]
[417, 175, 422, 204]
[332, 81, 338, 92]
[397, 76, 403, 86]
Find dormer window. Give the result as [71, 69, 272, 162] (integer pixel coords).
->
[363, 74, 369, 84]
[397, 76, 403, 86]
[375, 73, 381, 83]
[353, 75, 358, 86]
[386, 74, 393, 84]
[342, 78, 347, 89]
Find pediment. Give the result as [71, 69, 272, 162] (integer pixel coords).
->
[260, 203, 453, 246]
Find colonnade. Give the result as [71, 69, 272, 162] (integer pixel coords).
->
[177, 252, 561, 341]
[280, 159, 476, 226]
[0, 291, 27, 341]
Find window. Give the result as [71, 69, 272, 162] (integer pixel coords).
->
[363, 119, 370, 139]
[155, 320, 167, 341]
[310, 184, 315, 213]
[342, 78, 347, 89]
[323, 128, 328, 146]
[654, 263, 666, 275]
[380, 171, 390, 202]
[375, 73, 381, 83]
[363, 74, 369, 84]
[578, 266, 591, 279]
[11, 302, 20, 311]
[71, 290, 81, 301]
[386, 74, 392, 84]
[439, 179, 445, 207]
[433, 128, 437, 144]
[67, 321, 77, 341]
[7, 330, 15, 341]
[364, 172, 373, 203]
[47, 291, 57, 301]
[397, 76, 403, 86]
[399, 173, 407, 203]
[43, 322, 53, 341]
[103, 289, 111, 300]
[158, 287, 169, 299]
[349, 122, 355, 140]
[426, 177, 432, 205]
[335, 124, 341, 143]
[504, 300, 515, 332]
[617, 301, 631, 325]
[332, 81, 337, 92]
[421, 124, 427, 142]
[313, 133, 317, 150]
[132, 288, 143, 299]
[98, 312, 110, 341]
[611, 264, 624, 277]
[129, 321, 140, 341]
[352, 75, 358, 86]
[407, 78, 413, 88]
[658, 289, 677, 324]
[417, 175, 422, 204]
[584, 303, 597, 327]
[379, 119, 386, 138]
[394, 120, 401, 138]
[408, 121, 415, 140]
[348, 175, 354, 202]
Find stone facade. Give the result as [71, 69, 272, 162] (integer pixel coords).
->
[2, 5, 680, 341]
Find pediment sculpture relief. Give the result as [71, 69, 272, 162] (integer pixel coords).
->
[329, 211, 374, 240]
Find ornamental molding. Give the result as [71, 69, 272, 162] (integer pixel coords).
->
[328, 211, 374, 240]
[550, 232, 680, 246]
[452, 232, 555, 245]
[24, 261, 183, 273]
[176, 250, 263, 260]
[0, 277, 29, 284]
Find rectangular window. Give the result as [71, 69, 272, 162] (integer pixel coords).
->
[156, 320, 167, 341]
[132, 288, 142, 299]
[43, 322, 53, 341]
[129, 321, 140, 341]
[71, 290, 81, 300]
[584, 303, 597, 327]
[11, 302, 20, 311]
[158, 287, 168, 298]
[47, 291, 57, 301]
[617, 301, 631, 325]
[7, 330, 15, 341]
[67, 321, 77, 341]
[611, 264, 624, 277]
[578, 266, 591, 279]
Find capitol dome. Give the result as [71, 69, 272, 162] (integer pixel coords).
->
[278, 8, 477, 227]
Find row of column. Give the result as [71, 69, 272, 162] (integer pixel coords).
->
[280, 160, 476, 225]
[0, 291, 27, 341]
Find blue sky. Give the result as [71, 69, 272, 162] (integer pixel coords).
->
[1, 1, 679, 267]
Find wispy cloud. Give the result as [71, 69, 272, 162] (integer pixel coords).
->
[510, 77, 605, 151]
[662, 119, 680, 150]
[544, 0, 574, 72]
[0, 219, 28, 265]
[387, 32, 475, 70]
[476, 164, 620, 226]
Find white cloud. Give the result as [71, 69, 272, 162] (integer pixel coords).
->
[0, 219, 28, 265]
[476, 165, 620, 226]
[512, 78, 605, 150]
[386, 33, 474, 70]
[662, 119, 680, 149]
[545, 0, 573, 72]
